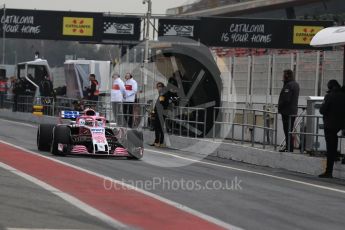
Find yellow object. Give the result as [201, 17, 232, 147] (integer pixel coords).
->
[33, 104, 43, 116]
[33, 111, 43, 116]
[33, 105, 44, 110]
[293, 26, 324, 44]
[63, 17, 94, 36]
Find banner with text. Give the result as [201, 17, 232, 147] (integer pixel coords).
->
[158, 18, 200, 41]
[102, 16, 141, 41]
[200, 17, 333, 49]
[0, 9, 103, 41]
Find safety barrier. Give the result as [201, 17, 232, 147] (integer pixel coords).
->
[166, 106, 207, 138]
[213, 107, 278, 150]
[288, 114, 324, 153]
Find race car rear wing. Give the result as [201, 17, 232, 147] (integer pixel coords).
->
[60, 110, 100, 119]
[60, 111, 80, 119]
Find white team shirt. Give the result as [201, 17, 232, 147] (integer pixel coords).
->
[111, 78, 125, 102]
[124, 78, 138, 102]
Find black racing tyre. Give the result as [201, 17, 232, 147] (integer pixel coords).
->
[126, 129, 144, 160]
[37, 124, 55, 151]
[51, 126, 71, 156]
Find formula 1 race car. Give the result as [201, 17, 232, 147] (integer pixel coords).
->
[36, 109, 144, 159]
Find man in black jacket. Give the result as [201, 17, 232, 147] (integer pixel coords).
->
[319, 80, 345, 178]
[278, 69, 300, 152]
[150, 79, 178, 147]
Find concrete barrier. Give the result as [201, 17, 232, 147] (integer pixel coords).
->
[143, 130, 345, 179]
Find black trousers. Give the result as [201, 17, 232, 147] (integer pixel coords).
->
[154, 115, 165, 144]
[324, 128, 340, 174]
[282, 114, 296, 152]
[123, 103, 134, 128]
[0, 92, 5, 108]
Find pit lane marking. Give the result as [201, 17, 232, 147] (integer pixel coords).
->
[1, 118, 344, 195]
[0, 118, 37, 128]
[0, 162, 128, 230]
[0, 140, 241, 230]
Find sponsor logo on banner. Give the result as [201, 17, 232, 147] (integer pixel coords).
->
[293, 26, 323, 44]
[103, 22, 134, 35]
[63, 17, 94, 36]
[163, 24, 194, 37]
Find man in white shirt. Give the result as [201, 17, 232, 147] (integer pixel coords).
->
[110, 74, 125, 125]
[123, 73, 138, 128]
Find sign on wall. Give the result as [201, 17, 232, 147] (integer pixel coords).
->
[292, 26, 324, 45]
[102, 16, 141, 41]
[158, 18, 200, 40]
[200, 17, 333, 49]
[62, 17, 95, 37]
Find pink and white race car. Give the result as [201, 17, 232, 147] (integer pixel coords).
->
[37, 109, 144, 159]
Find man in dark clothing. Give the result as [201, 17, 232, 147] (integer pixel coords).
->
[150, 80, 178, 147]
[278, 69, 300, 152]
[39, 75, 54, 115]
[39, 75, 54, 97]
[0, 77, 8, 108]
[12, 78, 25, 112]
[87, 74, 99, 101]
[318, 80, 345, 178]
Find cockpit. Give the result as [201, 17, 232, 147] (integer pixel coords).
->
[77, 117, 105, 127]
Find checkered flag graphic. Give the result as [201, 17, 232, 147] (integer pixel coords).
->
[103, 22, 134, 35]
[162, 24, 194, 37]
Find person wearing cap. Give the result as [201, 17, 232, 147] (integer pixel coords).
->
[123, 73, 138, 128]
[111, 73, 125, 125]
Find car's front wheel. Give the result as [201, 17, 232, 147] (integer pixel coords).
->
[37, 124, 55, 151]
[51, 126, 71, 156]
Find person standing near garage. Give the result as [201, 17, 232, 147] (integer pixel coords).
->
[111, 73, 125, 125]
[319, 80, 345, 178]
[150, 82, 167, 147]
[87, 74, 99, 102]
[123, 73, 137, 128]
[278, 69, 300, 152]
[0, 76, 8, 108]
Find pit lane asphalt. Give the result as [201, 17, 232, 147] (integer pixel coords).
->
[1, 118, 345, 230]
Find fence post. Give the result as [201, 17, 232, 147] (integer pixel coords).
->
[274, 112, 278, 150]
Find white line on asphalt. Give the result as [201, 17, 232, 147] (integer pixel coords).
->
[7, 228, 80, 230]
[146, 148, 345, 194]
[0, 118, 37, 128]
[1, 118, 344, 195]
[0, 140, 241, 230]
[0, 162, 128, 230]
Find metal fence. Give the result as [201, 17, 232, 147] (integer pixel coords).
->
[213, 107, 278, 150]
[215, 50, 344, 106]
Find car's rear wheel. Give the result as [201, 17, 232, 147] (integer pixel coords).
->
[51, 126, 71, 156]
[37, 124, 55, 151]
